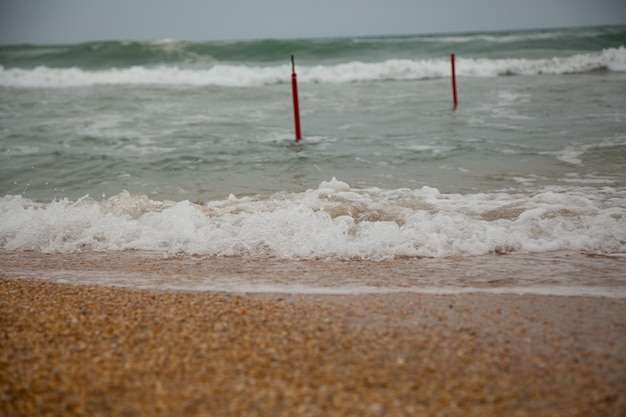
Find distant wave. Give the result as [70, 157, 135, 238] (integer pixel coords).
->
[1, 47, 624, 88]
[461, 46, 626, 75]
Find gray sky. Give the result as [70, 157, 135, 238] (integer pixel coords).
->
[1, 0, 625, 45]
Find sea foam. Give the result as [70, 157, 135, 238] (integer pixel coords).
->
[1, 47, 624, 88]
[1, 178, 624, 258]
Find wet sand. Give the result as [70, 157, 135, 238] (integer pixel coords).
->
[1, 274, 625, 416]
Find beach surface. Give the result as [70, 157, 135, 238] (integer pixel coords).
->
[1, 255, 626, 416]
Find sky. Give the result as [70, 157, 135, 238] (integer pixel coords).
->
[1, 0, 625, 45]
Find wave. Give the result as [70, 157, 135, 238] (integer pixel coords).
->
[1, 178, 625, 258]
[3, 26, 623, 68]
[1, 47, 623, 88]
[422, 26, 626, 44]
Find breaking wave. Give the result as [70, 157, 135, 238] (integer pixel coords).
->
[1, 47, 624, 88]
[1, 178, 625, 259]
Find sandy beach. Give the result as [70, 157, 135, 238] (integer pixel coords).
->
[2, 262, 625, 417]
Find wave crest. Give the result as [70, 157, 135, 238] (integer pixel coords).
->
[1, 47, 624, 88]
[1, 179, 625, 258]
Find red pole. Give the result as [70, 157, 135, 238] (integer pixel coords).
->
[291, 55, 302, 142]
[451, 53, 458, 109]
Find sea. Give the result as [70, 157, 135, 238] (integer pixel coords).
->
[1, 25, 625, 297]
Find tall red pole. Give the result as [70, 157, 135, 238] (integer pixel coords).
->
[451, 53, 458, 109]
[291, 55, 302, 142]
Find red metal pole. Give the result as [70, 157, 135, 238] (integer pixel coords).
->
[291, 55, 302, 141]
[451, 53, 458, 109]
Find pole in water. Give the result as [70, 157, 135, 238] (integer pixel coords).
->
[291, 55, 302, 141]
[451, 53, 458, 109]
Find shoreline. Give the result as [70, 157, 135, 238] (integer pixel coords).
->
[2, 277, 625, 416]
[2, 249, 625, 298]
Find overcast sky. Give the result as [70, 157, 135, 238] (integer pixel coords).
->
[1, 0, 625, 45]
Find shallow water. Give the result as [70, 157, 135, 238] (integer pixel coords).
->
[2, 250, 625, 298]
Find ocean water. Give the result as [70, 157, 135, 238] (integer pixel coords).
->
[1, 26, 625, 296]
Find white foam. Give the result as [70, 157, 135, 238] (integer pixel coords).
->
[1, 178, 625, 258]
[546, 147, 585, 165]
[1, 47, 624, 88]
[543, 137, 626, 166]
[460, 46, 626, 76]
